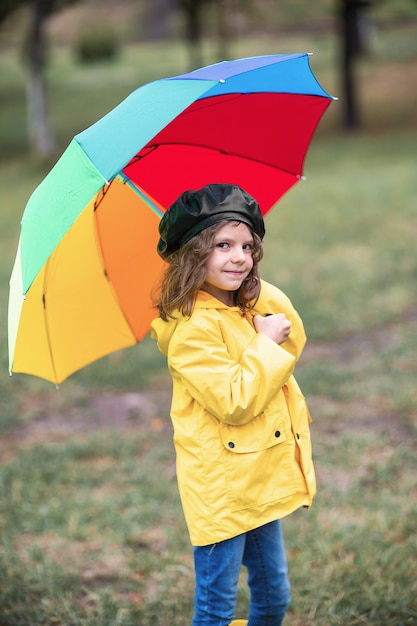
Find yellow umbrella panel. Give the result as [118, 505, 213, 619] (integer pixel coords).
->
[9, 179, 166, 384]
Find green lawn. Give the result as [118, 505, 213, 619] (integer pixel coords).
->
[0, 27, 416, 626]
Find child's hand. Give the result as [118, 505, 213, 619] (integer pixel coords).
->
[253, 314, 292, 345]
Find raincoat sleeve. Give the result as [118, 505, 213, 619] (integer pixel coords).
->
[252, 279, 307, 360]
[167, 312, 296, 426]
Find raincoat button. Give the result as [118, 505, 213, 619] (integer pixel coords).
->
[275, 430, 281, 438]
[296, 433, 300, 439]
[228, 441, 235, 449]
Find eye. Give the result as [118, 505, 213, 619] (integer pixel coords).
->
[216, 242, 230, 249]
[243, 243, 253, 251]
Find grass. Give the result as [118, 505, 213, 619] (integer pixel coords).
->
[0, 25, 417, 625]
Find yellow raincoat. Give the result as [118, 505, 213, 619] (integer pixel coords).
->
[151, 279, 316, 546]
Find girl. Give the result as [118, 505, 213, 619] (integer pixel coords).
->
[151, 183, 316, 626]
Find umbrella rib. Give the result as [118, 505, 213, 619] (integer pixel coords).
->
[136, 142, 304, 178]
[183, 92, 243, 111]
[42, 265, 60, 385]
[93, 179, 114, 210]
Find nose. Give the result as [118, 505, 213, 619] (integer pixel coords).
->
[231, 246, 246, 263]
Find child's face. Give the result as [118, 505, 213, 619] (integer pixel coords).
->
[202, 221, 254, 306]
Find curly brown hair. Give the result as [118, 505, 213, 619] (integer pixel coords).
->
[153, 220, 263, 321]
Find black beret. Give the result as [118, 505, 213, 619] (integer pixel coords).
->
[157, 183, 265, 260]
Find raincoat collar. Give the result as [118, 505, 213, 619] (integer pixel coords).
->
[150, 289, 243, 357]
[194, 289, 242, 312]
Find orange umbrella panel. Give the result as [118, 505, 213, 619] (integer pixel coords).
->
[10, 180, 166, 384]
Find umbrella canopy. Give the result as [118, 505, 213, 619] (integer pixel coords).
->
[8, 53, 335, 384]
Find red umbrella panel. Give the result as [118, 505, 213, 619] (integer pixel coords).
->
[123, 91, 330, 212]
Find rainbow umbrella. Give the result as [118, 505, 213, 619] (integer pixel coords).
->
[8, 53, 335, 384]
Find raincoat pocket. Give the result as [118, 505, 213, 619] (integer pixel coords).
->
[218, 417, 297, 511]
[219, 415, 287, 453]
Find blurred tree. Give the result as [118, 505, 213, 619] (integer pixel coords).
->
[145, 0, 175, 40]
[178, 0, 208, 69]
[339, 0, 372, 130]
[213, 0, 227, 60]
[0, 0, 79, 159]
[178, 0, 244, 69]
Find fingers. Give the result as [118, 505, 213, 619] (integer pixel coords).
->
[253, 313, 291, 344]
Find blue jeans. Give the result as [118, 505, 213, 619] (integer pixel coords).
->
[192, 520, 290, 626]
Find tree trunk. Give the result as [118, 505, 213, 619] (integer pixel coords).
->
[340, 0, 358, 130]
[26, 0, 55, 158]
[340, 0, 372, 131]
[213, 0, 229, 61]
[145, 0, 174, 39]
[183, 0, 204, 70]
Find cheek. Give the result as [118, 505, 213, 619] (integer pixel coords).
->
[204, 255, 219, 276]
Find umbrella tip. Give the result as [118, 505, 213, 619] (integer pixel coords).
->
[9, 371, 12, 377]
[55, 384, 60, 391]
[307, 52, 313, 56]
